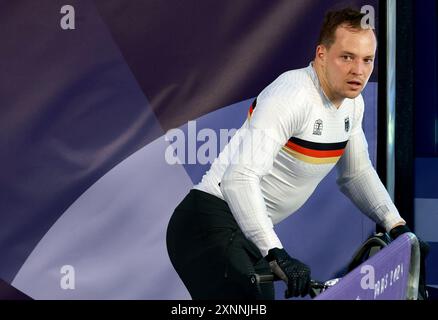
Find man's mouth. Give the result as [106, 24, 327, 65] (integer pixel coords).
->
[346, 80, 363, 89]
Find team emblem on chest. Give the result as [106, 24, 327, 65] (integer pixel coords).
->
[313, 119, 323, 135]
[344, 117, 350, 132]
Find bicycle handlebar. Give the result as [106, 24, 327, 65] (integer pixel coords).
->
[250, 273, 329, 299]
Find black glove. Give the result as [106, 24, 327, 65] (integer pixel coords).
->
[389, 224, 430, 299]
[265, 248, 311, 298]
[389, 225, 430, 259]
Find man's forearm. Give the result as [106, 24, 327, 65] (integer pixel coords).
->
[337, 166, 406, 232]
[220, 171, 283, 257]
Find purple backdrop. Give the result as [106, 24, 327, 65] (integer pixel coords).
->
[0, 0, 379, 299]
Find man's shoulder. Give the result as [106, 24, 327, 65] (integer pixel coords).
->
[259, 66, 315, 102]
[274, 66, 314, 89]
[353, 94, 365, 113]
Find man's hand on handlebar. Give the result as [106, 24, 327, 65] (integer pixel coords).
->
[265, 247, 311, 298]
[389, 224, 430, 260]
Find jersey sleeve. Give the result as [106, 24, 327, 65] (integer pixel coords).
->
[220, 86, 307, 257]
[336, 96, 406, 231]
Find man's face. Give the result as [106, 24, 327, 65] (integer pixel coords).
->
[318, 25, 377, 102]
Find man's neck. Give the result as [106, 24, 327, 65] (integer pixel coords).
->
[312, 61, 344, 108]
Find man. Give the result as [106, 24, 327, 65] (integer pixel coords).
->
[166, 8, 428, 300]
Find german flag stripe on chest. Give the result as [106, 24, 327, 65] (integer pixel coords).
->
[248, 99, 348, 164]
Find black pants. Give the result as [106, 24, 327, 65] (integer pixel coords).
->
[166, 189, 274, 300]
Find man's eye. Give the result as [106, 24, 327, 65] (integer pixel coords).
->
[364, 58, 374, 64]
[342, 55, 353, 61]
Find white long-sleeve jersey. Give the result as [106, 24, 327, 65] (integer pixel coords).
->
[193, 63, 405, 257]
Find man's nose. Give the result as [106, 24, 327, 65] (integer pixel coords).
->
[350, 60, 365, 76]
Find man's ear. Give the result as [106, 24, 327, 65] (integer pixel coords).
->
[315, 44, 327, 63]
